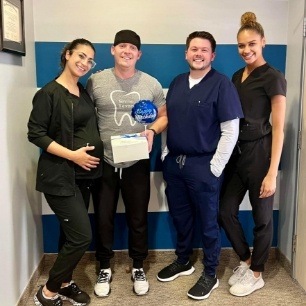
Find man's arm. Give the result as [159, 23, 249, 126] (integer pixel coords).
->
[142, 104, 168, 152]
[210, 118, 239, 177]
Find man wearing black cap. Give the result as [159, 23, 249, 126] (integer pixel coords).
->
[87, 29, 167, 297]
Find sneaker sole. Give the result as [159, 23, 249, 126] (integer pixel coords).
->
[131, 274, 149, 295]
[33, 295, 43, 306]
[58, 295, 88, 306]
[157, 266, 195, 282]
[187, 279, 219, 300]
[133, 286, 149, 296]
[94, 288, 111, 298]
[94, 275, 112, 298]
[229, 279, 265, 297]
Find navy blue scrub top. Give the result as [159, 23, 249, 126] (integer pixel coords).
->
[166, 68, 244, 156]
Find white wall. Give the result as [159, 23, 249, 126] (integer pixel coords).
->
[0, 1, 43, 305]
[33, 0, 288, 44]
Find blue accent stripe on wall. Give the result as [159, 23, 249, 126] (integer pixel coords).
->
[35, 42, 286, 89]
[42, 210, 278, 253]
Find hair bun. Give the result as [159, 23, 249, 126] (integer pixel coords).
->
[241, 12, 257, 26]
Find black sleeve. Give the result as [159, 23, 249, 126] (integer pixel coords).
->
[27, 89, 55, 150]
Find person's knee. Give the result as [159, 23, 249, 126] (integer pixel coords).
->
[83, 230, 92, 248]
[73, 229, 92, 250]
[218, 204, 228, 225]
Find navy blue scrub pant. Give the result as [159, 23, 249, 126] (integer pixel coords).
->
[219, 134, 273, 272]
[44, 180, 93, 292]
[163, 154, 222, 277]
[93, 159, 150, 269]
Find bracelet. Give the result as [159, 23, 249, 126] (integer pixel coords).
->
[148, 128, 157, 136]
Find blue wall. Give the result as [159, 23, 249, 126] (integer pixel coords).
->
[36, 42, 286, 89]
[43, 211, 279, 253]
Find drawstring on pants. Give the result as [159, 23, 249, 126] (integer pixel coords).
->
[176, 155, 186, 169]
[115, 167, 123, 179]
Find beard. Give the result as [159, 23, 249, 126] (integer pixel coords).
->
[188, 61, 210, 71]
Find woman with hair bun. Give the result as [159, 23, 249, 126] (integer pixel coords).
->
[28, 38, 103, 306]
[219, 12, 286, 297]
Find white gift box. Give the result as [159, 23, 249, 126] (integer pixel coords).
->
[111, 133, 149, 163]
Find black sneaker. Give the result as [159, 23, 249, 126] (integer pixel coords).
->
[157, 261, 195, 282]
[58, 281, 90, 305]
[187, 274, 219, 300]
[34, 286, 62, 306]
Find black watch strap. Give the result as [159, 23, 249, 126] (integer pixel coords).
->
[148, 128, 157, 136]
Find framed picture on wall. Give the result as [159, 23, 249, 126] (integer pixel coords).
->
[0, 0, 25, 56]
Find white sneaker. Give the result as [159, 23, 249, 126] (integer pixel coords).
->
[132, 268, 149, 295]
[228, 261, 250, 286]
[229, 269, 265, 296]
[94, 268, 112, 297]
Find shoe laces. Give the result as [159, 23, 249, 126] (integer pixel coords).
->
[69, 282, 82, 294]
[197, 275, 215, 289]
[169, 261, 183, 271]
[238, 269, 256, 285]
[53, 297, 62, 306]
[97, 270, 111, 283]
[233, 264, 248, 277]
[134, 269, 146, 281]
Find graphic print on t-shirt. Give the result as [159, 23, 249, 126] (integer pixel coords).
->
[111, 90, 140, 126]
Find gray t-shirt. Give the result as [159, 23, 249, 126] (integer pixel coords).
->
[87, 68, 166, 168]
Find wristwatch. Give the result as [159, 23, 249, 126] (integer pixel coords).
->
[148, 128, 157, 136]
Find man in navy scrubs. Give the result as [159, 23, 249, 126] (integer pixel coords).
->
[157, 31, 244, 300]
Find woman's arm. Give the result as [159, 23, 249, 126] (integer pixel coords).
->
[46, 142, 100, 171]
[28, 90, 99, 171]
[260, 94, 286, 198]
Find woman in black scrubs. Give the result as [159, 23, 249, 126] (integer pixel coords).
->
[219, 12, 286, 297]
[28, 38, 103, 306]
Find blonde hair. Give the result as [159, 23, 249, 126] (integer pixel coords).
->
[237, 12, 264, 38]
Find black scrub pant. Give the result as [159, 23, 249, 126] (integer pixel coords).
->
[93, 159, 150, 269]
[58, 179, 99, 253]
[219, 134, 274, 272]
[163, 154, 222, 277]
[44, 180, 92, 292]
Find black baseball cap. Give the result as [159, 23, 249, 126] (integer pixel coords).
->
[113, 30, 141, 50]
